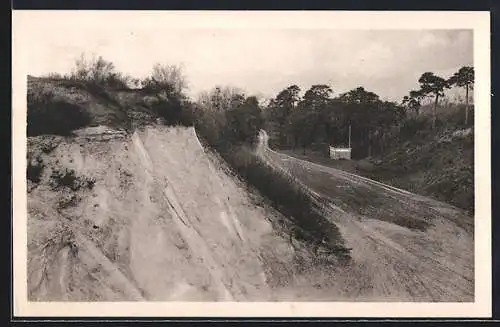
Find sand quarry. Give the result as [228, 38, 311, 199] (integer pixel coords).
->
[26, 125, 474, 302]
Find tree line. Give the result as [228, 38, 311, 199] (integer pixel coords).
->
[37, 53, 474, 160]
[402, 67, 474, 127]
[263, 66, 474, 159]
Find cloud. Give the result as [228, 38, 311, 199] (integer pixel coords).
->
[26, 27, 473, 102]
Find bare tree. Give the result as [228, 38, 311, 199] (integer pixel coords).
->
[70, 52, 130, 88]
[197, 86, 245, 113]
[143, 63, 188, 95]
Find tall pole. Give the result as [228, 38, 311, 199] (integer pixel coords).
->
[348, 124, 351, 148]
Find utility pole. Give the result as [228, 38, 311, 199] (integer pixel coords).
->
[348, 124, 351, 148]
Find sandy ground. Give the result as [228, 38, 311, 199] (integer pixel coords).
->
[258, 130, 474, 302]
[27, 125, 302, 301]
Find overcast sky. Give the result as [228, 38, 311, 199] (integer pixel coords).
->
[26, 26, 472, 102]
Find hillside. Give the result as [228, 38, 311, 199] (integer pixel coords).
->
[27, 75, 171, 136]
[279, 108, 474, 214]
[25, 77, 353, 301]
[359, 126, 474, 213]
[28, 125, 297, 300]
[25, 76, 473, 302]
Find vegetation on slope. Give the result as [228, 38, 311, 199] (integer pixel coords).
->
[194, 91, 351, 262]
[27, 55, 194, 137]
[360, 121, 474, 213]
[27, 53, 352, 263]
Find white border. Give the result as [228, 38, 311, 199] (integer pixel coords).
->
[12, 10, 491, 318]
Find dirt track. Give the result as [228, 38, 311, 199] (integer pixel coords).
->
[258, 130, 474, 302]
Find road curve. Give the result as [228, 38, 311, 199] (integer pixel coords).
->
[257, 130, 474, 302]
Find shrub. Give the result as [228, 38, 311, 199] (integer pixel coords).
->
[49, 168, 96, 192]
[151, 96, 185, 126]
[27, 89, 92, 136]
[70, 53, 131, 89]
[399, 115, 432, 141]
[57, 193, 81, 209]
[27, 156, 44, 184]
[142, 63, 187, 95]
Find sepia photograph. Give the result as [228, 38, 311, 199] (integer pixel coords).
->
[12, 11, 491, 317]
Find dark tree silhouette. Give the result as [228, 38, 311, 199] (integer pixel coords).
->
[418, 72, 449, 129]
[448, 66, 474, 125]
[402, 90, 425, 115]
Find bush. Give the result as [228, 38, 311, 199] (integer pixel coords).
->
[49, 168, 95, 192]
[151, 96, 185, 126]
[399, 115, 432, 141]
[70, 54, 131, 89]
[224, 96, 264, 145]
[27, 156, 44, 184]
[27, 89, 92, 136]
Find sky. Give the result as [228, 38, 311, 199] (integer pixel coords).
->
[24, 21, 473, 103]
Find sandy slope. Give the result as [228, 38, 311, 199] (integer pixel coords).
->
[27, 125, 301, 301]
[258, 130, 474, 302]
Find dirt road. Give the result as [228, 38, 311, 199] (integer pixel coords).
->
[258, 130, 474, 302]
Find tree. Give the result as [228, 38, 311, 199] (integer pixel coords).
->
[300, 85, 333, 145]
[448, 66, 474, 125]
[198, 86, 245, 113]
[267, 85, 301, 146]
[142, 63, 188, 97]
[288, 107, 316, 154]
[71, 53, 130, 88]
[418, 72, 449, 129]
[225, 96, 264, 145]
[402, 90, 425, 115]
[195, 86, 247, 148]
[302, 84, 332, 110]
[140, 63, 191, 125]
[339, 87, 380, 104]
[152, 63, 187, 94]
[337, 87, 384, 157]
[273, 85, 301, 108]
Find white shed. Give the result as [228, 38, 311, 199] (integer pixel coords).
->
[329, 125, 352, 160]
[329, 147, 352, 160]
